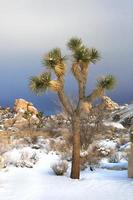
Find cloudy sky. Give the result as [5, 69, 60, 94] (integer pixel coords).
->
[0, 0, 133, 114]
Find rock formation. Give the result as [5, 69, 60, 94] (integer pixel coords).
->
[100, 96, 119, 111]
[14, 99, 38, 115]
[0, 99, 40, 131]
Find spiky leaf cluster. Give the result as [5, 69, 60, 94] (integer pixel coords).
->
[89, 48, 101, 64]
[43, 48, 66, 77]
[29, 72, 51, 95]
[97, 75, 116, 90]
[43, 48, 65, 67]
[68, 37, 100, 64]
[67, 37, 82, 51]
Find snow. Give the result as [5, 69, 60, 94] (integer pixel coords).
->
[99, 139, 117, 149]
[120, 142, 131, 151]
[1, 153, 133, 200]
[117, 103, 133, 123]
[110, 103, 133, 123]
[101, 162, 128, 170]
[103, 121, 125, 129]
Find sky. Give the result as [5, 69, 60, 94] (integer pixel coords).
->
[0, 0, 133, 114]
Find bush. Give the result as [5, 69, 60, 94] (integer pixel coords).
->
[80, 152, 101, 170]
[0, 155, 5, 169]
[80, 143, 102, 170]
[49, 138, 72, 158]
[108, 153, 121, 163]
[51, 160, 68, 175]
[119, 135, 129, 146]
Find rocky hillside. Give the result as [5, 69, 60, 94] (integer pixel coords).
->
[0, 99, 39, 132]
[0, 96, 133, 133]
[0, 96, 133, 171]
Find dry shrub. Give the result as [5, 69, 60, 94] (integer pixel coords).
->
[61, 132, 72, 145]
[0, 132, 11, 154]
[0, 155, 5, 169]
[119, 135, 129, 146]
[0, 130, 55, 145]
[108, 152, 121, 163]
[14, 130, 54, 139]
[51, 160, 68, 175]
[80, 143, 102, 170]
[80, 125, 95, 150]
[49, 138, 72, 159]
[121, 149, 130, 161]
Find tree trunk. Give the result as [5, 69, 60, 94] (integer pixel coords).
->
[70, 114, 81, 179]
[128, 142, 133, 178]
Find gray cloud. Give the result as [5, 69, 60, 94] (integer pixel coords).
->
[0, 0, 133, 112]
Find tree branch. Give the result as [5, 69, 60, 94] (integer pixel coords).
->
[85, 87, 104, 103]
[57, 77, 73, 115]
[72, 63, 88, 100]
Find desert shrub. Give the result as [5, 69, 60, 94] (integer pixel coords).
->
[51, 160, 68, 175]
[80, 143, 102, 170]
[108, 152, 121, 163]
[0, 155, 5, 169]
[80, 124, 94, 150]
[49, 137, 72, 157]
[31, 136, 38, 144]
[119, 135, 129, 146]
[61, 132, 72, 145]
[121, 149, 130, 161]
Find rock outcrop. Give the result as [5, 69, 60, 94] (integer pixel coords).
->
[14, 99, 38, 115]
[0, 99, 40, 131]
[100, 96, 119, 111]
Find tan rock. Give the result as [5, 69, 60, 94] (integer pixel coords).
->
[28, 105, 38, 114]
[100, 96, 119, 111]
[30, 115, 40, 125]
[14, 99, 38, 115]
[13, 118, 29, 129]
[3, 118, 15, 128]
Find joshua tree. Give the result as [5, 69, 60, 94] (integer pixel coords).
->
[29, 37, 116, 179]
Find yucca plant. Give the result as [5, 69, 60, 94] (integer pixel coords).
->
[29, 72, 51, 95]
[49, 80, 61, 92]
[55, 64, 66, 77]
[67, 37, 82, 51]
[43, 48, 66, 77]
[97, 75, 116, 90]
[29, 37, 116, 179]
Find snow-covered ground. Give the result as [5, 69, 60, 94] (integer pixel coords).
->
[0, 153, 133, 200]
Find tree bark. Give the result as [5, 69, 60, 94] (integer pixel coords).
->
[57, 77, 73, 115]
[70, 113, 81, 179]
[128, 141, 133, 178]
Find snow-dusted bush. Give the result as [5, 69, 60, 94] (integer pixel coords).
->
[80, 152, 101, 170]
[0, 155, 5, 169]
[51, 160, 68, 175]
[108, 153, 121, 163]
[49, 138, 71, 158]
[3, 147, 39, 168]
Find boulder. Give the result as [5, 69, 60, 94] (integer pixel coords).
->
[13, 117, 29, 129]
[100, 96, 119, 111]
[3, 118, 15, 129]
[30, 115, 40, 125]
[14, 99, 38, 115]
